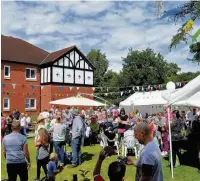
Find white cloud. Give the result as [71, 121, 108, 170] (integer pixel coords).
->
[1, 1, 199, 74]
[71, 1, 113, 15]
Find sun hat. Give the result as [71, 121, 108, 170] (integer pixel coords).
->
[37, 115, 45, 123]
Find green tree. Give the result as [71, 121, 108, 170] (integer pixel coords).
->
[166, 71, 200, 83]
[102, 70, 119, 88]
[121, 48, 179, 86]
[188, 42, 200, 63]
[87, 49, 109, 86]
[165, 62, 181, 77]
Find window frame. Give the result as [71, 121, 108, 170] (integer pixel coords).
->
[3, 97, 10, 111]
[25, 98, 36, 110]
[4, 65, 11, 79]
[25, 68, 37, 81]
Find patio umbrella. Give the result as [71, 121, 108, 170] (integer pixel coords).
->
[49, 96, 106, 107]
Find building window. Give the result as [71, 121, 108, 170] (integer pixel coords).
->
[26, 68, 36, 80]
[25, 98, 36, 110]
[4, 65, 10, 79]
[3, 98, 10, 110]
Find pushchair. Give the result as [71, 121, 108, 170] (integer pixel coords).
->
[99, 120, 120, 155]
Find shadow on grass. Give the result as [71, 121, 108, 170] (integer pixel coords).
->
[163, 150, 198, 168]
[82, 152, 95, 163]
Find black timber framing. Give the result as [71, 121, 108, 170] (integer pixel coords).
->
[39, 46, 94, 86]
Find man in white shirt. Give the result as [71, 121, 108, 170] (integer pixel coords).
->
[25, 113, 31, 126]
[20, 113, 27, 136]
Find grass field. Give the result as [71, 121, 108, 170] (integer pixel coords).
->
[1, 138, 200, 181]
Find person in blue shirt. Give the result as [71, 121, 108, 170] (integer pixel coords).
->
[48, 153, 59, 181]
[2, 120, 31, 181]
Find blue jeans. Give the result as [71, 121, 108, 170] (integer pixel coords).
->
[21, 127, 26, 136]
[72, 137, 82, 166]
[53, 141, 65, 166]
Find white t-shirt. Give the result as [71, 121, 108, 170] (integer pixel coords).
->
[26, 117, 31, 124]
[20, 117, 26, 127]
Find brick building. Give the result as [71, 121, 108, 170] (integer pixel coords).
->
[1, 35, 94, 115]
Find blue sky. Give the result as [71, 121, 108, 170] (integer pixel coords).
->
[1, 1, 200, 73]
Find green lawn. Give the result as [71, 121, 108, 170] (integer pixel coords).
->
[1, 138, 200, 181]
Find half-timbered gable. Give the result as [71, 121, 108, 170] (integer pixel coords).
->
[40, 46, 95, 86]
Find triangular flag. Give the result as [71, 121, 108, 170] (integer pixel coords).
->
[192, 28, 200, 42]
[121, 92, 123, 96]
[59, 86, 63, 91]
[69, 87, 73, 91]
[92, 87, 95, 91]
[2, 83, 6, 88]
[12, 83, 16, 89]
[31, 85, 35, 89]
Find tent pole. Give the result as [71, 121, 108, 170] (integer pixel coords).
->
[168, 106, 174, 178]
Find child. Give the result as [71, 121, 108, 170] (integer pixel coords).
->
[48, 153, 60, 181]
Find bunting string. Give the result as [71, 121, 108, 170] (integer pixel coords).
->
[1, 80, 188, 93]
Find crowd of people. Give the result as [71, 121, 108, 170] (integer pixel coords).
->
[1, 105, 200, 181]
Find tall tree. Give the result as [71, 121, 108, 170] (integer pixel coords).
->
[121, 48, 179, 86]
[165, 62, 181, 77]
[87, 49, 109, 86]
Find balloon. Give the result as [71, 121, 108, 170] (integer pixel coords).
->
[166, 81, 176, 92]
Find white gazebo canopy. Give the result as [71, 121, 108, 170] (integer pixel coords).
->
[173, 91, 200, 108]
[49, 96, 106, 107]
[119, 90, 168, 115]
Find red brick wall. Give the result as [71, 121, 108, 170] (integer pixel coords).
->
[1, 61, 94, 115]
[41, 85, 94, 111]
[1, 61, 41, 116]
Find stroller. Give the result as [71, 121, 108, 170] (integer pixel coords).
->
[99, 120, 119, 154]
